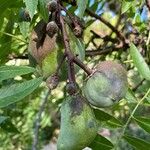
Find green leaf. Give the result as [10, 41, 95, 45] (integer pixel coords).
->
[0, 17, 14, 63]
[133, 13, 141, 25]
[93, 109, 123, 128]
[24, 0, 38, 19]
[75, 39, 85, 61]
[0, 77, 43, 108]
[123, 135, 150, 150]
[89, 134, 114, 150]
[19, 21, 30, 38]
[0, 66, 35, 82]
[121, 0, 133, 14]
[147, 96, 150, 103]
[93, 109, 112, 121]
[106, 119, 123, 128]
[77, 0, 88, 18]
[125, 88, 137, 103]
[85, 19, 95, 28]
[133, 116, 150, 134]
[0, 116, 8, 124]
[0, 0, 23, 17]
[38, 0, 49, 22]
[89, 2, 99, 12]
[0, 116, 18, 133]
[0, 117, 19, 133]
[129, 43, 150, 80]
[69, 29, 85, 61]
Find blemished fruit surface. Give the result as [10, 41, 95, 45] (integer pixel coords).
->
[57, 94, 98, 150]
[28, 20, 58, 79]
[84, 61, 128, 107]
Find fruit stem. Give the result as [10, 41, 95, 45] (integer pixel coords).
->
[60, 5, 78, 28]
[73, 57, 92, 75]
[58, 1, 92, 78]
[59, 10, 76, 85]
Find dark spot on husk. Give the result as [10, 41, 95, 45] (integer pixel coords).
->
[69, 95, 85, 117]
[88, 120, 95, 128]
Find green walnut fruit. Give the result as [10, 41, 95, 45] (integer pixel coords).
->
[84, 61, 128, 108]
[57, 94, 98, 150]
[28, 20, 58, 79]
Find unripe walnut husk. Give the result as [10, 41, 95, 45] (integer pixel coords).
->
[57, 94, 97, 150]
[84, 61, 128, 108]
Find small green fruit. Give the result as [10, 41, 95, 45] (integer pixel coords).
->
[84, 61, 128, 107]
[57, 94, 97, 150]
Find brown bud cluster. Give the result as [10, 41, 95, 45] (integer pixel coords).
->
[46, 21, 58, 37]
[47, 0, 57, 12]
[46, 74, 59, 90]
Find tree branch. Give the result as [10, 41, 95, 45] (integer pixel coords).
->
[32, 90, 51, 150]
[59, 14, 76, 83]
[59, 3, 92, 81]
[85, 8, 128, 46]
[146, 0, 150, 12]
[85, 43, 126, 57]
[73, 57, 92, 75]
[90, 30, 119, 43]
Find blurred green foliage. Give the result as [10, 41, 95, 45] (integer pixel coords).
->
[0, 0, 150, 150]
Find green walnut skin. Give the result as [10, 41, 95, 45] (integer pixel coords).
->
[84, 61, 128, 108]
[57, 94, 98, 150]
